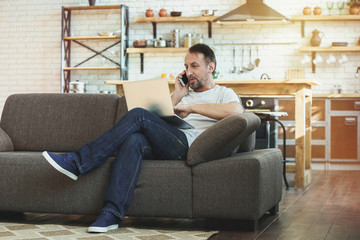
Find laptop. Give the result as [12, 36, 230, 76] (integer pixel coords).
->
[122, 78, 194, 129]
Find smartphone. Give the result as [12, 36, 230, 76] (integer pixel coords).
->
[179, 73, 189, 87]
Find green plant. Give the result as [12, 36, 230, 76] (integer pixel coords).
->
[347, 0, 360, 7]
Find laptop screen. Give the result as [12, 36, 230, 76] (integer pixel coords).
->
[122, 79, 175, 117]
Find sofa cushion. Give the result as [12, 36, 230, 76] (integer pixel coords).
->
[0, 128, 14, 152]
[128, 160, 192, 218]
[187, 112, 261, 166]
[0, 94, 122, 152]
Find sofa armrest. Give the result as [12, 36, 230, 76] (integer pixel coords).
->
[192, 148, 283, 220]
[187, 112, 260, 166]
[0, 127, 14, 152]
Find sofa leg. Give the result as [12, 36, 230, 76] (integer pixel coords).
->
[205, 218, 259, 231]
[269, 203, 279, 216]
[251, 220, 259, 231]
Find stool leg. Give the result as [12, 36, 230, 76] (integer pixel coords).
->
[273, 118, 290, 189]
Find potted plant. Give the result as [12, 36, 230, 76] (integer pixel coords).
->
[347, 0, 360, 14]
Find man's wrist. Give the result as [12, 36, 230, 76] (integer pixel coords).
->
[188, 103, 194, 114]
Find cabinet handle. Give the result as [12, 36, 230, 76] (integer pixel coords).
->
[345, 117, 356, 126]
[355, 101, 360, 110]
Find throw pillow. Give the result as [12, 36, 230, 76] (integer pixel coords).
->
[187, 112, 260, 166]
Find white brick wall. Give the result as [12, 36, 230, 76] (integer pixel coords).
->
[0, 0, 360, 116]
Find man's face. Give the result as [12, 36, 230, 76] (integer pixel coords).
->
[184, 52, 213, 91]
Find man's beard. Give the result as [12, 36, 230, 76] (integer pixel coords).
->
[189, 76, 206, 90]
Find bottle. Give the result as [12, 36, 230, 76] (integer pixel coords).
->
[184, 33, 193, 48]
[195, 34, 203, 44]
[172, 29, 180, 48]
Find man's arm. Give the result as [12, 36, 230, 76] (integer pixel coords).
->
[174, 101, 244, 120]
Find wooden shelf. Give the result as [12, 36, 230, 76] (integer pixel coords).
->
[127, 47, 188, 74]
[300, 46, 360, 52]
[133, 16, 216, 39]
[133, 16, 217, 23]
[214, 20, 291, 25]
[291, 14, 360, 37]
[64, 36, 121, 40]
[64, 5, 123, 11]
[291, 15, 360, 21]
[64, 67, 121, 71]
[127, 47, 188, 54]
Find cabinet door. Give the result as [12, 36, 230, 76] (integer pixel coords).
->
[331, 116, 358, 160]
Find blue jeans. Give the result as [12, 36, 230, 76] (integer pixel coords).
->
[70, 108, 189, 220]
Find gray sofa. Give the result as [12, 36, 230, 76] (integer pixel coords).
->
[0, 93, 283, 230]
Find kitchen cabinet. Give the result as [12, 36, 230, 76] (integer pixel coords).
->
[278, 99, 327, 162]
[331, 116, 358, 160]
[133, 16, 216, 39]
[278, 96, 360, 170]
[330, 99, 360, 161]
[61, 5, 129, 93]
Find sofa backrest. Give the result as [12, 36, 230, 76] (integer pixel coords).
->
[0, 93, 126, 152]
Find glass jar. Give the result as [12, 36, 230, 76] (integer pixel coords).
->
[184, 33, 193, 48]
[195, 33, 203, 44]
[172, 29, 180, 48]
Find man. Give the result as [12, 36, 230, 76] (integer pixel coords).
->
[42, 43, 244, 233]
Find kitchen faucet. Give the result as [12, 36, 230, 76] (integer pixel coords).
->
[260, 73, 271, 80]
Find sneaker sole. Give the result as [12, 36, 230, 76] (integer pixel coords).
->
[42, 151, 78, 181]
[88, 224, 118, 233]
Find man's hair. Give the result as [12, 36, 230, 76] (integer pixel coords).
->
[188, 43, 216, 73]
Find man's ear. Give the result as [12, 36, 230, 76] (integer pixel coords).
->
[208, 62, 215, 73]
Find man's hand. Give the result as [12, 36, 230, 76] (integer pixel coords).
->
[171, 71, 189, 106]
[173, 104, 192, 118]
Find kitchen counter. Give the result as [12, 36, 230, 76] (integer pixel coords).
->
[233, 94, 360, 99]
[313, 94, 360, 98]
[105, 79, 317, 189]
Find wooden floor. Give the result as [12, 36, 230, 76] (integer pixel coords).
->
[210, 170, 360, 240]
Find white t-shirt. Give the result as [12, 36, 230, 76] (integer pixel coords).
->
[177, 85, 240, 147]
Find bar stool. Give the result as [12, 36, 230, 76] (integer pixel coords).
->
[254, 112, 290, 190]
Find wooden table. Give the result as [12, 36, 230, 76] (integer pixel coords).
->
[105, 79, 318, 189]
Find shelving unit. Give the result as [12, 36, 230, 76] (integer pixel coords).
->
[299, 46, 360, 73]
[292, 14, 360, 73]
[291, 15, 360, 37]
[61, 5, 129, 93]
[133, 16, 217, 38]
